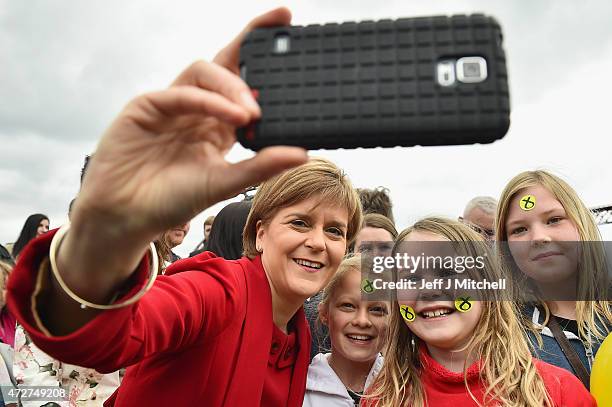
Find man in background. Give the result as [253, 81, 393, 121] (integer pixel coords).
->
[460, 196, 497, 240]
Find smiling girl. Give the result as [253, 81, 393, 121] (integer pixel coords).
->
[303, 255, 388, 406]
[496, 170, 612, 387]
[364, 217, 594, 407]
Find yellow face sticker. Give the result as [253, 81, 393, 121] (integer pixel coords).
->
[455, 296, 474, 312]
[519, 195, 536, 211]
[361, 278, 374, 294]
[399, 304, 416, 322]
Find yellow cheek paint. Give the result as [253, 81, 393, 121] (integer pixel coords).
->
[399, 304, 416, 322]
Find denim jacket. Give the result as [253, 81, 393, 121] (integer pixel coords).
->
[525, 304, 608, 385]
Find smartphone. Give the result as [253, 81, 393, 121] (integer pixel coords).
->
[237, 14, 510, 150]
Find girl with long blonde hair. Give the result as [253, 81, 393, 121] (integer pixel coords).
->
[303, 255, 389, 406]
[364, 217, 593, 406]
[496, 170, 611, 386]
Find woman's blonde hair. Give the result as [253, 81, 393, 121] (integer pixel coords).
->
[367, 217, 553, 407]
[495, 170, 612, 341]
[243, 158, 362, 258]
[319, 255, 363, 311]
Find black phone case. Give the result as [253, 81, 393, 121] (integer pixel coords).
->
[237, 14, 510, 150]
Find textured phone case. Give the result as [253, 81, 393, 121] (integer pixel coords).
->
[237, 14, 510, 150]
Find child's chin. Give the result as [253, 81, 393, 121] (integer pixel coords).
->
[343, 349, 378, 363]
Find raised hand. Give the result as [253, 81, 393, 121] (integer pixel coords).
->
[58, 8, 306, 299]
[73, 7, 305, 244]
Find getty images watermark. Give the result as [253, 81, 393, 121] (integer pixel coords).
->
[360, 240, 612, 301]
[367, 251, 506, 291]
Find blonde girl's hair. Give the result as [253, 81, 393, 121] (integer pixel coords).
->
[315, 255, 362, 354]
[495, 170, 612, 341]
[366, 217, 553, 407]
[319, 255, 363, 310]
[243, 158, 362, 258]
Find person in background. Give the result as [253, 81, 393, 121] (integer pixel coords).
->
[10, 214, 49, 259]
[0, 262, 15, 347]
[205, 201, 251, 260]
[0, 262, 16, 407]
[303, 255, 388, 407]
[190, 215, 216, 257]
[13, 323, 121, 407]
[356, 187, 394, 224]
[155, 222, 191, 272]
[351, 214, 398, 257]
[459, 196, 497, 240]
[0, 245, 13, 266]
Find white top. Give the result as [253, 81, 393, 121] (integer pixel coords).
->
[303, 353, 384, 407]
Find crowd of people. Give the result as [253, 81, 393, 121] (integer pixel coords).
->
[1, 7, 610, 407]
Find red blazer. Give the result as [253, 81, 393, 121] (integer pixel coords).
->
[7, 230, 311, 406]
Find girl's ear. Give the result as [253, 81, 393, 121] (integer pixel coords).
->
[318, 302, 329, 326]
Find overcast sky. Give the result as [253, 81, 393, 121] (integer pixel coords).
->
[1, 0, 611, 257]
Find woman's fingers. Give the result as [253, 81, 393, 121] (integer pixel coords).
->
[131, 86, 252, 130]
[170, 60, 261, 118]
[209, 146, 308, 201]
[213, 7, 292, 72]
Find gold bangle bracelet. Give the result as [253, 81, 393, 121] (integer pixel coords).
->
[48, 222, 159, 310]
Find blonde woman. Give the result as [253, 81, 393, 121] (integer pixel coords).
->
[303, 255, 388, 406]
[364, 218, 593, 407]
[496, 170, 612, 387]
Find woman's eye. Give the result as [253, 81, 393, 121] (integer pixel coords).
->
[340, 303, 355, 309]
[327, 227, 345, 237]
[548, 216, 563, 224]
[510, 226, 527, 235]
[291, 220, 308, 228]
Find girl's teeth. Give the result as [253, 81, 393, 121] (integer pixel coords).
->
[422, 309, 451, 318]
[348, 335, 371, 341]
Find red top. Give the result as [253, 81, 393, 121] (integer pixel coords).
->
[7, 229, 311, 406]
[0, 307, 16, 346]
[363, 346, 596, 406]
